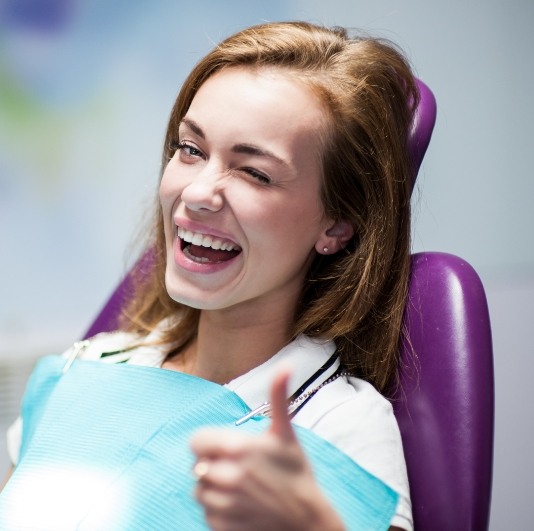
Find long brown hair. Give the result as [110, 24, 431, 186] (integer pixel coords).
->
[123, 21, 418, 393]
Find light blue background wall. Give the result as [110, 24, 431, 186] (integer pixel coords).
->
[1, 1, 532, 528]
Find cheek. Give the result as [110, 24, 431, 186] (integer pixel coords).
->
[159, 166, 182, 210]
[159, 171, 173, 203]
[159, 173, 180, 241]
[243, 193, 324, 250]
[274, 192, 325, 232]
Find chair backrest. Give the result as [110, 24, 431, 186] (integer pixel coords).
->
[83, 79, 494, 531]
[393, 252, 494, 530]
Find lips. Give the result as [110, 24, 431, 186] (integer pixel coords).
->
[178, 226, 242, 264]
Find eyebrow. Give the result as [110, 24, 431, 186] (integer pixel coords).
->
[231, 144, 287, 166]
[179, 118, 288, 167]
[180, 118, 205, 139]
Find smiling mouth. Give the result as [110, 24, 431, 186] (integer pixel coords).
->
[178, 227, 242, 263]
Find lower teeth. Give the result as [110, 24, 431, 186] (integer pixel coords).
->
[183, 246, 211, 263]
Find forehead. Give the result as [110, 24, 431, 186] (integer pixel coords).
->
[184, 66, 328, 149]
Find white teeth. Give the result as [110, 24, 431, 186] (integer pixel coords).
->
[182, 229, 194, 242]
[201, 235, 213, 247]
[177, 227, 240, 252]
[191, 233, 203, 246]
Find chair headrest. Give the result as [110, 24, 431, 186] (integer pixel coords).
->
[409, 79, 437, 191]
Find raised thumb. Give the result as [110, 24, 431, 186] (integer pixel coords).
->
[268, 364, 296, 442]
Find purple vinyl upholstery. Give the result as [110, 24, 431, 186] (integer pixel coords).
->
[394, 252, 494, 530]
[83, 251, 153, 338]
[409, 80, 437, 185]
[83, 79, 494, 530]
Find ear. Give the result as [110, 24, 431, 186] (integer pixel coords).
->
[315, 220, 354, 255]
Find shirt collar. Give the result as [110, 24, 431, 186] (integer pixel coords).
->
[225, 335, 338, 409]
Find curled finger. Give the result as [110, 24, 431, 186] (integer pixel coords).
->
[192, 459, 211, 483]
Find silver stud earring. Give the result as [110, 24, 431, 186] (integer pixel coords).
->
[323, 247, 329, 253]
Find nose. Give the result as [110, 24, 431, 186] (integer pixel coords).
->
[180, 167, 225, 213]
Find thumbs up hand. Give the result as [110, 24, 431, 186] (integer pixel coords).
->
[190, 366, 345, 531]
[267, 364, 300, 442]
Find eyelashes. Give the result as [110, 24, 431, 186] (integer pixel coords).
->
[240, 167, 271, 184]
[168, 140, 201, 157]
[168, 140, 272, 185]
[166, 140, 180, 161]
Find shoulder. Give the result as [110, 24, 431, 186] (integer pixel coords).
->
[63, 330, 168, 367]
[293, 374, 413, 530]
[6, 331, 138, 466]
[293, 375, 404, 475]
[63, 331, 138, 362]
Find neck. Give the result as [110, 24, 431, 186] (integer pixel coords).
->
[166, 299, 297, 384]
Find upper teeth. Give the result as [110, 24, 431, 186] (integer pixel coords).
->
[178, 227, 241, 251]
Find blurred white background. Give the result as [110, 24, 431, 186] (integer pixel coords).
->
[1, 1, 532, 528]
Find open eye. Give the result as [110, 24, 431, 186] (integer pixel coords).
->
[176, 141, 205, 161]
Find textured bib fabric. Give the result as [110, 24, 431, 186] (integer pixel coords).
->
[0, 355, 398, 530]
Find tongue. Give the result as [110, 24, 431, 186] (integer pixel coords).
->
[186, 244, 240, 263]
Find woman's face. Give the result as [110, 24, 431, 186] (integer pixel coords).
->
[159, 66, 333, 316]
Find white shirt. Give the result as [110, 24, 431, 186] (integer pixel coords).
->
[7, 330, 412, 531]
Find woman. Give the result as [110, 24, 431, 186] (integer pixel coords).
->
[2, 21, 417, 530]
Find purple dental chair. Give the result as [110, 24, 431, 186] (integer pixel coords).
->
[83, 80, 494, 531]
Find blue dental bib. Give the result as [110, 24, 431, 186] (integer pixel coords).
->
[0, 355, 397, 530]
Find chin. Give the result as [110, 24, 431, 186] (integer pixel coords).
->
[164, 278, 224, 311]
